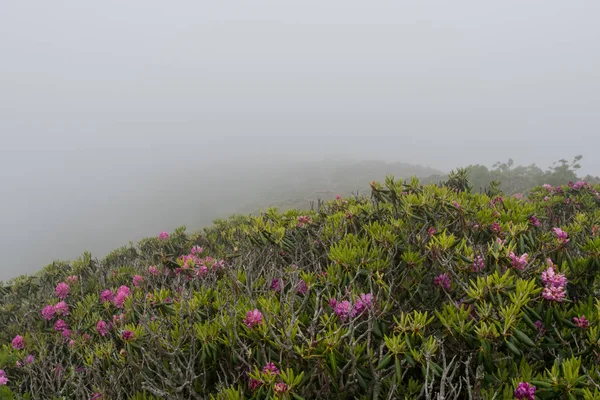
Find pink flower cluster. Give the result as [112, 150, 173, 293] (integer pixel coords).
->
[113, 286, 131, 308]
[55, 282, 70, 299]
[573, 315, 589, 329]
[244, 309, 263, 328]
[121, 330, 135, 342]
[529, 215, 541, 227]
[96, 320, 109, 336]
[11, 335, 24, 350]
[490, 222, 502, 234]
[0, 369, 7, 386]
[514, 382, 536, 400]
[132, 275, 143, 287]
[262, 362, 280, 375]
[434, 273, 451, 291]
[330, 293, 375, 321]
[509, 252, 528, 270]
[148, 265, 159, 276]
[297, 215, 311, 227]
[41, 301, 69, 321]
[552, 227, 569, 244]
[66, 275, 78, 285]
[273, 382, 289, 395]
[158, 231, 170, 240]
[541, 259, 567, 302]
[296, 279, 308, 295]
[270, 278, 283, 292]
[472, 256, 485, 272]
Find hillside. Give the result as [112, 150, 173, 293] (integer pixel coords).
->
[1, 176, 600, 399]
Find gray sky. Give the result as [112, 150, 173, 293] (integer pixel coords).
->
[1, 1, 599, 279]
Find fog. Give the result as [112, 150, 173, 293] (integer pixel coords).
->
[1, 1, 599, 280]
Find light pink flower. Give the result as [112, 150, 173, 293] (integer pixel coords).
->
[148, 265, 159, 276]
[552, 227, 569, 243]
[262, 362, 280, 375]
[244, 309, 263, 328]
[0, 369, 7, 385]
[509, 252, 528, 270]
[66, 275, 78, 285]
[574, 315, 589, 329]
[132, 275, 143, 287]
[191, 245, 203, 254]
[334, 300, 353, 321]
[273, 382, 289, 395]
[100, 289, 114, 304]
[158, 231, 170, 240]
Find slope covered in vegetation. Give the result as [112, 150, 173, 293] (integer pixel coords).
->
[1, 176, 600, 399]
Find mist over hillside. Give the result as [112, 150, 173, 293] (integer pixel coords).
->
[0, 155, 442, 281]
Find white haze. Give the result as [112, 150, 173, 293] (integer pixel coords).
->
[1, 1, 599, 279]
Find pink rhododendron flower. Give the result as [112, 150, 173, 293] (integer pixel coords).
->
[96, 320, 109, 336]
[66, 275, 78, 285]
[541, 263, 568, 288]
[191, 245, 203, 254]
[574, 315, 589, 329]
[529, 215, 541, 227]
[55, 282, 70, 299]
[11, 335, 24, 350]
[100, 289, 114, 304]
[490, 222, 502, 234]
[62, 329, 72, 339]
[248, 378, 262, 390]
[552, 227, 569, 243]
[434, 273, 451, 291]
[352, 293, 374, 317]
[24, 354, 35, 365]
[113, 286, 131, 308]
[121, 330, 135, 341]
[270, 278, 283, 292]
[513, 193, 523, 199]
[54, 301, 69, 316]
[472, 255, 485, 272]
[0, 369, 7, 385]
[158, 231, 169, 240]
[54, 320, 68, 332]
[534, 320, 546, 336]
[132, 275, 143, 287]
[509, 252, 528, 270]
[148, 265, 159, 276]
[427, 227, 437, 237]
[296, 280, 308, 295]
[262, 362, 280, 375]
[273, 382, 289, 395]
[542, 184, 552, 190]
[244, 309, 263, 328]
[514, 382, 536, 400]
[298, 215, 311, 227]
[42, 305, 56, 320]
[329, 298, 337, 308]
[334, 300, 353, 321]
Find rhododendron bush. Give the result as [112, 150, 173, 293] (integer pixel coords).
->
[1, 176, 600, 399]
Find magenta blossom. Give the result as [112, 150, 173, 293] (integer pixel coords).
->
[191, 245, 203, 254]
[552, 227, 569, 244]
[270, 278, 283, 293]
[573, 315, 589, 329]
[100, 289, 114, 304]
[132, 275, 143, 287]
[11, 335, 24, 350]
[334, 300, 353, 321]
[490, 222, 502, 234]
[434, 273, 451, 291]
[62, 329, 72, 339]
[148, 265, 159, 276]
[90, 393, 104, 400]
[514, 382, 536, 400]
[158, 231, 170, 240]
[244, 309, 263, 329]
[427, 227, 437, 237]
[55, 282, 70, 299]
[96, 320, 109, 336]
[121, 330, 135, 341]
[113, 286, 131, 308]
[534, 320, 546, 336]
[42, 305, 56, 321]
[529, 215, 541, 227]
[54, 301, 69, 316]
[248, 378, 262, 390]
[296, 279, 308, 295]
[352, 293, 374, 317]
[262, 362, 280, 375]
[542, 184, 552, 191]
[54, 319, 68, 332]
[509, 252, 528, 270]
[24, 354, 35, 365]
[472, 255, 485, 272]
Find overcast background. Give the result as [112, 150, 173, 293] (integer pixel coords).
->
[1, 1, 599, 280]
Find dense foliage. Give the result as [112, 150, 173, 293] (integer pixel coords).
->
[2, 176, 600, 399]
